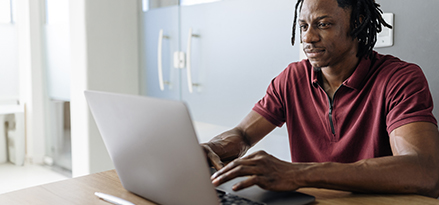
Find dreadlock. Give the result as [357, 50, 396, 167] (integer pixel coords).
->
[291, 0, 392, 60]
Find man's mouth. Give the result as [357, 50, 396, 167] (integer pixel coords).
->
[305, 49, 325, 58]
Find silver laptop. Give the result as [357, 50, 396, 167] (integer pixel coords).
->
[85, 90, 315, 205]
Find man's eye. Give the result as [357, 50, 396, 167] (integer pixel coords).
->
[318, 23, 330, 28]
[300, 24, 308, 31]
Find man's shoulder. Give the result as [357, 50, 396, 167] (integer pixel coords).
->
[372, 52, 426, 85]
[373, 52, 420, 70]
[270, 60, 313, 87]
[370, 52, 423, 80]
[288, 59, 311, 68]
[283, 59, 312, 75]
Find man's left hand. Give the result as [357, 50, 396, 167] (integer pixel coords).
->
[211, 150, 307, 192]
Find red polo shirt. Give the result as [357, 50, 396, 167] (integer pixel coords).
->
[253, 52, 437, 163]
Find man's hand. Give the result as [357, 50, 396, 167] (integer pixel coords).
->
[211, 150, 306, 192]
[201, 143, 225, 171]
[200, 111, 277, 172]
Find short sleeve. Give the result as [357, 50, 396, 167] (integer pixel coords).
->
[252, 70, 288, 127]
[386, 63, 437, 133]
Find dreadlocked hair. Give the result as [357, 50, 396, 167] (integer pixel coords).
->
[291, 0, 392, 60]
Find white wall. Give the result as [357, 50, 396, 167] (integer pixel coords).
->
[16, 0, 48, 164]
[70, 0, 140, 177]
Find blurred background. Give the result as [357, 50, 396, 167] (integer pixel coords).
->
[0, 0, 438, 194]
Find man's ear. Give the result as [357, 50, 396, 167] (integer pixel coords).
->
[359, 15, 364, 23]
[355, 15, 364, 28]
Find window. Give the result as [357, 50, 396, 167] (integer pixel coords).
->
[45, 0, 69, 24]
[0, 0, 12, 24]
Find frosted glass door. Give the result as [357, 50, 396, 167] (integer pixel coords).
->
[44, 0, 70, 101]
[45, 24, 71, 101]
[142, 6, 181, 101]
[180, 0, 299, 127]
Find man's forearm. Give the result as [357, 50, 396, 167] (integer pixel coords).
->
[299, 155, 439, 197]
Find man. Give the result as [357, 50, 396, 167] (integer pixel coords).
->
[203, 0, 439, 198]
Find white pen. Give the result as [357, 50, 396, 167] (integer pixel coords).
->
[95, 192, 135, 205]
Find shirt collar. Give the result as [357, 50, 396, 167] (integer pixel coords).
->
[310, 62, 320, 87]
[310, 53, 374, 90]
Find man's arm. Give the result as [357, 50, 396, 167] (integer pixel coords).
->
[211, 122, 439, 198]
[201, 110, 276, 170]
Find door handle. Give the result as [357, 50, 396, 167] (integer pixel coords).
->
[186, 28, 200, 93]
[158, 29, 170, 91]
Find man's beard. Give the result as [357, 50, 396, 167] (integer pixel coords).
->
[313, 67, 321, 72]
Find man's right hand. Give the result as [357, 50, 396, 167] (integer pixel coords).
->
[200, 111, 277, 172]
[201, 143, 225, 171]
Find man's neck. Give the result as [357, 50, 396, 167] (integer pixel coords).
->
[320, 57, 360, 99]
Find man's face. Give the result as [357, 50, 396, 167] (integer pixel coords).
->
[299, 0, 358, 69]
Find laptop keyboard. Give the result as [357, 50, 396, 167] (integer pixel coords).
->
[217, 190, 265, 205]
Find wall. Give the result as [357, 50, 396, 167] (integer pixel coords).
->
[70, 0, 140, 177]
[16, 0, 47, 164]
[5, 0, 438, 175]
[376, 1, 439, 119]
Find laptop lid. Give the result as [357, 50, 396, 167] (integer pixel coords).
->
[85, 90, 218, 205]
[85, 90, 315, 205]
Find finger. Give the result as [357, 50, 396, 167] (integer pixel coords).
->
[231, 175, 261, 191]
[202, 145, 224, 170]
[212, 164, 260, 186]
[211, 157, 260, 180]
[211, 159, 240, 180]
[241, 150, 269, 160]
[208, 151, 224, 171]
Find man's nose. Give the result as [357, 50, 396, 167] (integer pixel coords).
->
[302, 28, 320, 43]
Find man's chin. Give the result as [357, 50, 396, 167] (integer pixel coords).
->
[313, 67, 322, 72]
[309, 61, 327, 71]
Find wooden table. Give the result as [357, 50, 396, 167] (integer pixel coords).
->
[0, 169, 438, 204]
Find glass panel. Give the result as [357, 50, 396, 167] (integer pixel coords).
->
[45, 100, 71, 177]
[141, 6, 181, 100]
[0, 0, 11, 24]
[180, 0, 299, 128]
[0, 24, 18, 98]
[45, 24, 71, 101]
[44, 0, 71, 177]
[44, 0, 70, 100]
